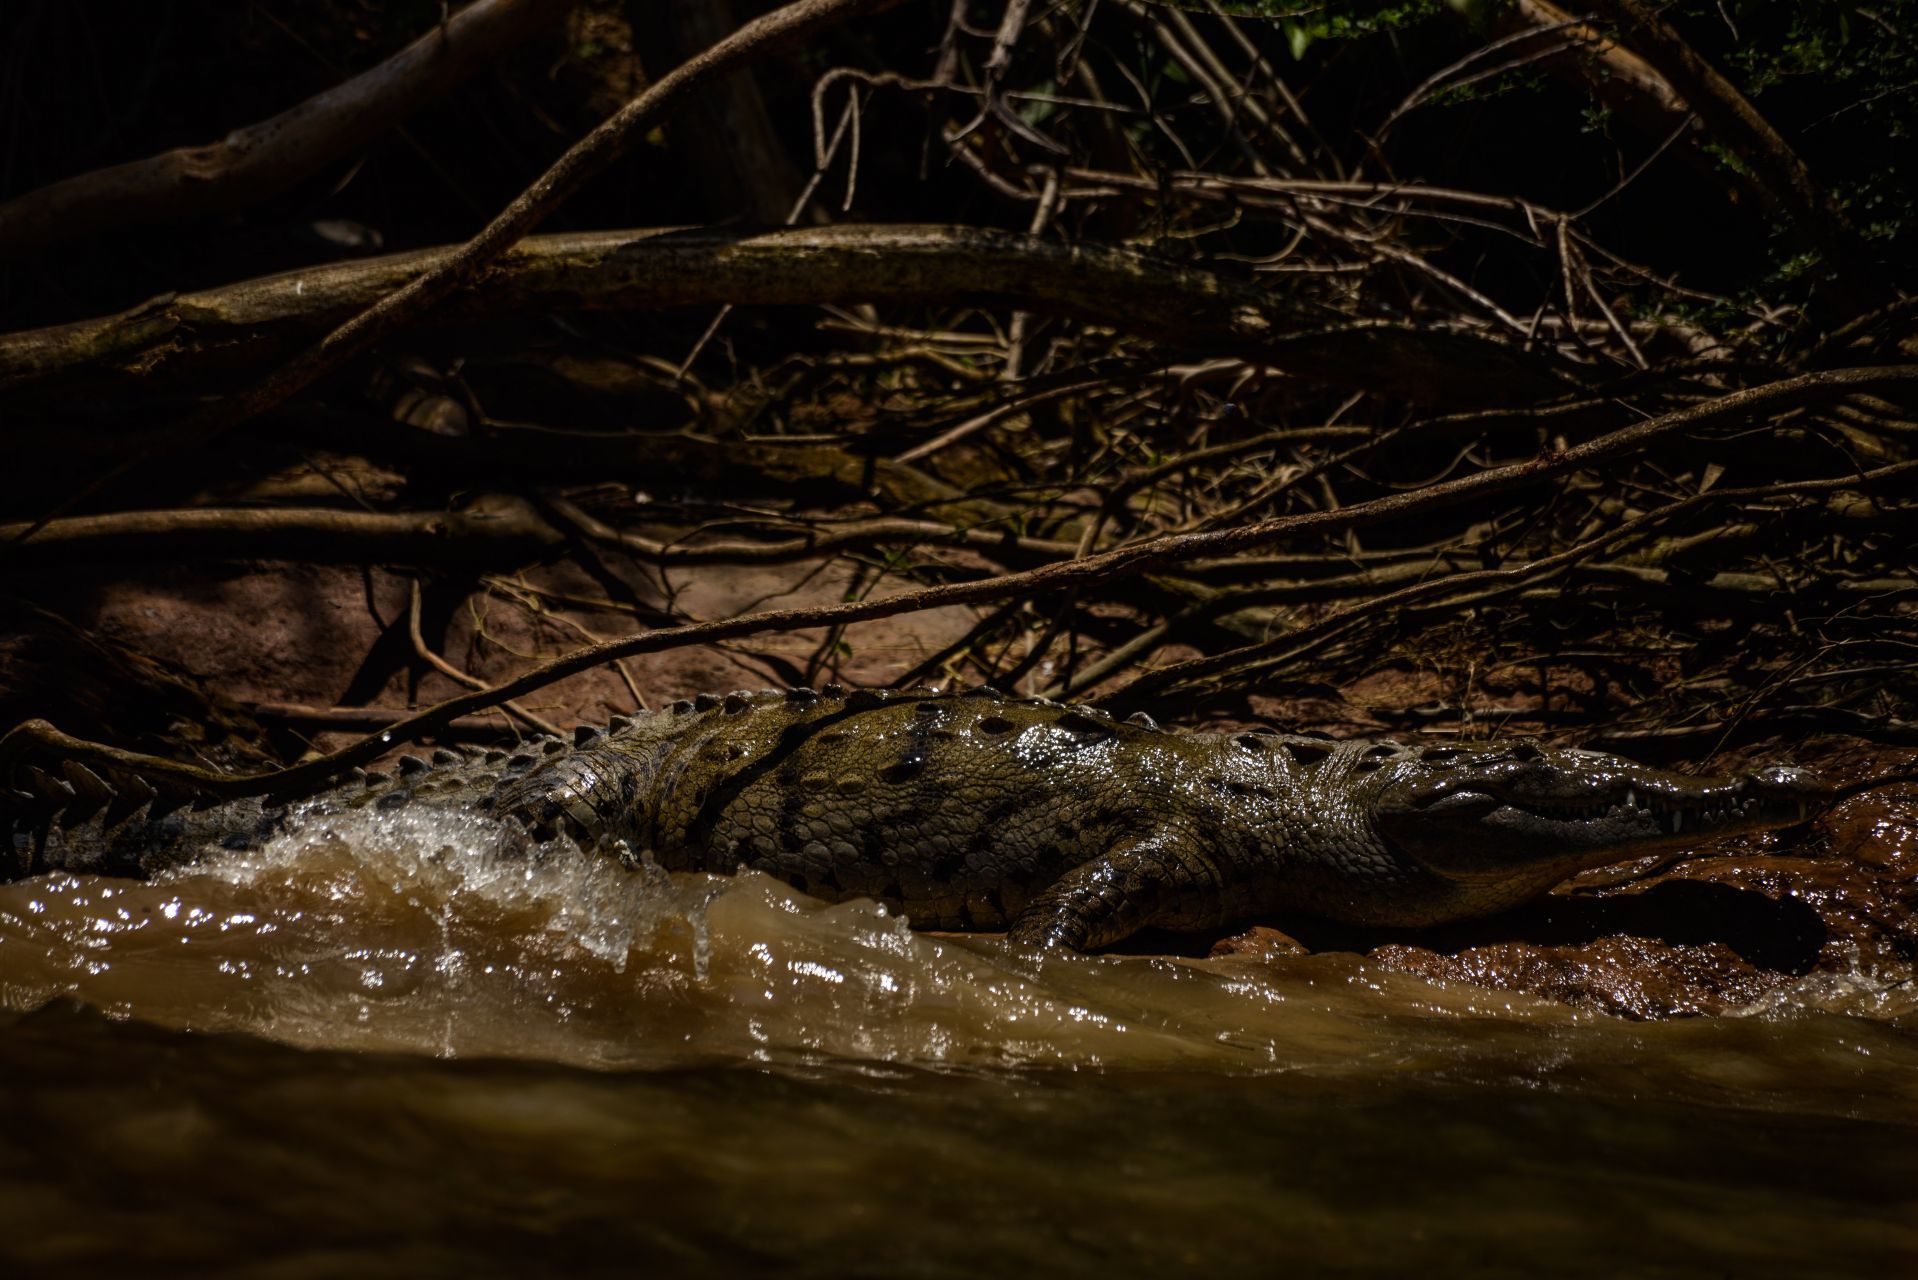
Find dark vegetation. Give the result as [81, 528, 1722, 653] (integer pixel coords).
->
[1, 0, 1914, 798]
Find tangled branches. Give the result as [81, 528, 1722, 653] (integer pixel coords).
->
[1, 0, 1912, 771]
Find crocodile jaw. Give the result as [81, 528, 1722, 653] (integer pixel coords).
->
[1370, 749, 1831, 885]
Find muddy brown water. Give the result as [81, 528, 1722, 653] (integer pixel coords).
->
[2, 807, 1914, 1277]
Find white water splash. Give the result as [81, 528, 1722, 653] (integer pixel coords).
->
[3, 805, 1913, 1100]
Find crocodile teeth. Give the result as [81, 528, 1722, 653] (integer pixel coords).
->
[1625, 788, 1637, 808]
[145, 778, 204, 818]
[61, 760, 115, 806]
[97, 772, 158, 825]
[45, 762, 110, 821]
[28, 767, 75, 803]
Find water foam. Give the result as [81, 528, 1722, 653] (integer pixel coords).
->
[4, 804, 1911, 1091]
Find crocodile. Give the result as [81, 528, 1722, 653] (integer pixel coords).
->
[4, 685, 1831, 951]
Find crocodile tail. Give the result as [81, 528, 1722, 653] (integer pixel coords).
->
[493, 736, 676, 850]
[1, 732, 250, 881]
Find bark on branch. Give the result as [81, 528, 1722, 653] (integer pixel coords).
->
[0, 226, 1574, 406]
[0, 0, 578, 260]
[0, 499, 567, 568]
[1508, 0, 1686, 121]
[0, 496, 1079, 570]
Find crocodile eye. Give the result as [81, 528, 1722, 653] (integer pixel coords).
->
[1420, 747, 1463, 765]
[1282, 739, 1333, 765]
[1508, 741, 1543, 761]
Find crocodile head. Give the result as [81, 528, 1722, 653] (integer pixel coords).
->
[1367, 742, 1830, 913]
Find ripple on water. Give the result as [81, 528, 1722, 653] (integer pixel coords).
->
[0, 806, 1914, 1114]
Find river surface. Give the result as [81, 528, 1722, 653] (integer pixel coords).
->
[2, 807, 1914, 1277]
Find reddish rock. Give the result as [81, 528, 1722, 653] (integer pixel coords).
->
[1209, 925, 1310, 961]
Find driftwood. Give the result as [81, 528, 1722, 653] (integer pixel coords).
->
[0, 495, 1080, 571]
[0, 498, 566, 569]
[0, 226, 1573, 406]
[0, 0, 578, 260]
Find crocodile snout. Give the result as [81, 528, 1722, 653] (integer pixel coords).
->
[1743, 764, 1833, 822]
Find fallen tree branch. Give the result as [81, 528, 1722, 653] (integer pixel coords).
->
[248, 701, 534, 738]
[280, 405, 988, 522]
[0, 500, 566, 568]
[1592, 707, 1918, 752]
[0, 0, 577, 260]
[0, 226, 1572, 406]
[2, 366, 1911, 799]
[1506, 0, 1687, 122]
[540, 494, 1079, 566]
[406, 581, 563, 737]
[5, 0, 913, 548]
[0, 494, 1080, 570]
[1106, 456, 1918, 705]
[1060, 554, 1913, 704]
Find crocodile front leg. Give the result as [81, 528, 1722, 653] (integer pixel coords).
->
[1007, 834, 1230, 951]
